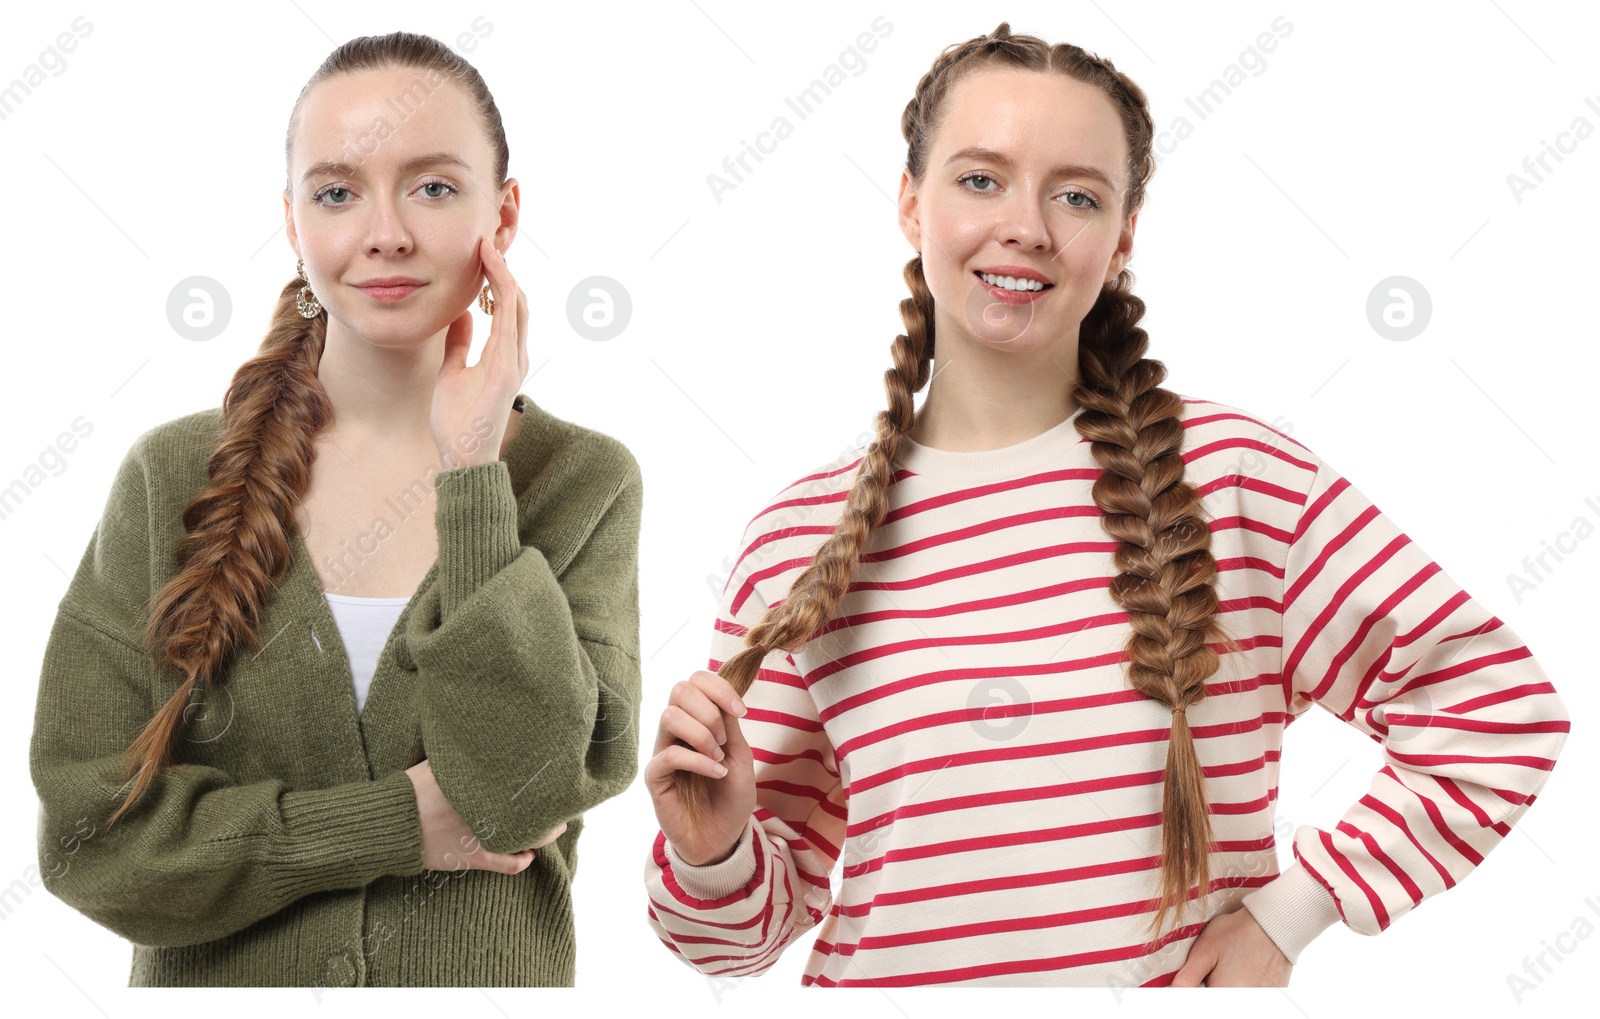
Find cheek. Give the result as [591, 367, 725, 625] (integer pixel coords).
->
[927, 212, 988, 261]
[1050, 224, 1117, 277]
[435, 246, 486, 294]
[294, 227, 338, 267]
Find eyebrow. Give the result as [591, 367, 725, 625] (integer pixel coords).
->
[943, 146, 1118, 194]
[299, 151, 473, 185]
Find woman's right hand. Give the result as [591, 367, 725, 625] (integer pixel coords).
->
[404, 759, 566, 874]
[644, 669, 756, 866]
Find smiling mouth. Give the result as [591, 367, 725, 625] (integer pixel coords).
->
[975, 271, 1053, 293]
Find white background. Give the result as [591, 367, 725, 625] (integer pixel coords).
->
[0, 1, 1594, 1016]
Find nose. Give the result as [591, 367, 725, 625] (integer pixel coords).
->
[996, 187, 1051, 252]
[363, 192, 413, 256]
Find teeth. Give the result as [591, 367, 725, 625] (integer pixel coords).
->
[980, 272, 1046, 292]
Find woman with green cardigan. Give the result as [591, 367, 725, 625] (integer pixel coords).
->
[28, 31, 641, 987]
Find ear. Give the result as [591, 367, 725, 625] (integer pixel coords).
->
[896, 169, 921, 252]
[283, 189, 299, 261]
[1106, 208, 1138, 283]
[494, 178, 521, 256]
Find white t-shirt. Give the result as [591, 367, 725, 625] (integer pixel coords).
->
[322, 592, 409, 714]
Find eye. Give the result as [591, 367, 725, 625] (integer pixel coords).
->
[1059, 188, 1102, 211]
[311, 185, 352, 206]
[957, 171, 999, 193]
[418, 179, 459, 199]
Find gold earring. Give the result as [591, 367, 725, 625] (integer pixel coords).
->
[296, 258, 322, 319]
[478, 284, 494, 315]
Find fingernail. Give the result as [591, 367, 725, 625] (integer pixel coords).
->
[713, 762, 728, 776]
[731, 697, 746, 716]
[713, 746, 724, 761]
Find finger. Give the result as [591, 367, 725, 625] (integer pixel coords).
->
[529, 821, 568, 849]
[440, 310, 472, 377]
[670, 678, 729, 746]
[514, 285, 529, 381]
[480, 234, 510, 296]
[1169, 947, 1213, 987]
[479, 236, 503, 369]
[1169, 966, 1200, 987]
[709, 685, 751, 758]
[494, 849, 535, 875]
[496, 249, 522, 377]
[646, 745, 729, 788]
[492, 279, 520, 380]
[652, 684, 723, 755]
[482, 237, 516, 368]
[692, 668, 749, 726]
[659, 703, 726, 763]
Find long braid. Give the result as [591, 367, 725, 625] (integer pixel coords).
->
[671, 252, 935, 829]
[112, 280, 329, 825]
[1072, 276, 1246, 945]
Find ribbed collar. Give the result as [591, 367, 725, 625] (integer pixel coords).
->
[894, 405, 1087, 484]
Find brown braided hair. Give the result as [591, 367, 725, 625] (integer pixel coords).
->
[670, 22, 1246, 950]
[107, 31, 510, 827]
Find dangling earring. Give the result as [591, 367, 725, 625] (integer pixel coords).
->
[296, 257, 323, 319]
[478, 283, 495, 315]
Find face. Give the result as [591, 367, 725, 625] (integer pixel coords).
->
[283, 66, 517, 348]
[897, 66, 1136, 358]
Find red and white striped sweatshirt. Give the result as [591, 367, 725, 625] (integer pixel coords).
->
[642, 395, 1570, 987]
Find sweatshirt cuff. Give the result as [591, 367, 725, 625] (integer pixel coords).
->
[275, 769, 426, 895]
[663, 818, 756, 898]
[432, 460, 522, 620]
[1241, 862, 1343, 964]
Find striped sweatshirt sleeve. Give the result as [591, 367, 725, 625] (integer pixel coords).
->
[1240, 450, 1571, 962]
[643, 523, 849, 977]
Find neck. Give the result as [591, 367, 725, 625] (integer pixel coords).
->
[908, 325, 1082, 452]
[315, 318, 450, 445]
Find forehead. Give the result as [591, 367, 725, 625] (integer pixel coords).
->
[289, 66, 483, 176]
[932, 66, 1127, 179]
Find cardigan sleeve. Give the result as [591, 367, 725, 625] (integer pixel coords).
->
[1240, 450, 1571, 964]
[404, 450, 643, 855]
[29, 438, 428, 949]
[641, 519, 848, 978]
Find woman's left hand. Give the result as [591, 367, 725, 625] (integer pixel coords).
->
[432, 234, 529, 470]
[1168, 905, 1293, 987]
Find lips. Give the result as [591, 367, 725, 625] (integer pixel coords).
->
[973, 270, 1052, 305]
[974, 266, 1054, 286]
[355, 277, 425, 288]
[354, 279, 426, 303]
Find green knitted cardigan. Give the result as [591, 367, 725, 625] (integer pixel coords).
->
[29, 392, 642, 987]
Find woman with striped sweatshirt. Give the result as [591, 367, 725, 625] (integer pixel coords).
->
[640, 22, 1570, 987]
